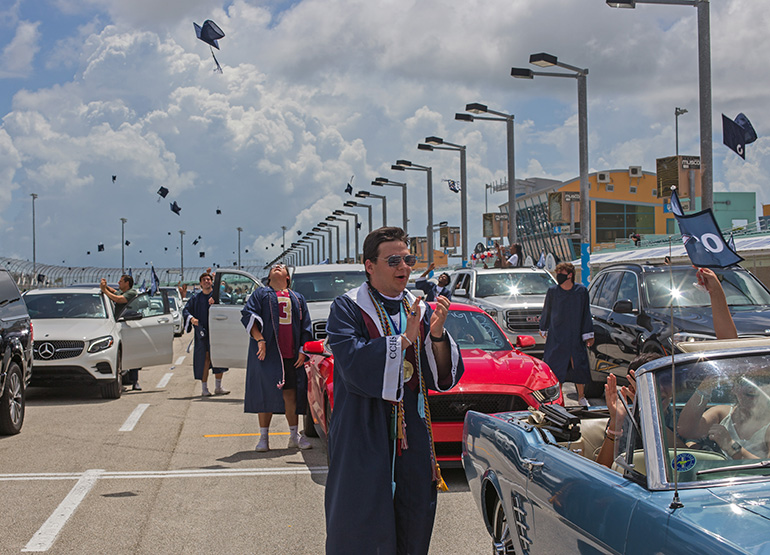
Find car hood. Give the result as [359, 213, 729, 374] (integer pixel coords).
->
[476, 294, 546, 310]
[307, 300, 333, 322]
[446, 348, 557, 393]
[647, 306, 770, 336]
[32, 318, 113, 340]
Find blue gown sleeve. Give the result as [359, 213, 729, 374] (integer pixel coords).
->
[580, 287, 594, 340]
[183, 293, 198, 333]
[539, 287, 552, 334]
[241, 288, 266, 334]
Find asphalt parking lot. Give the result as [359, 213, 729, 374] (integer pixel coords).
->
[0, 336, 492, 554]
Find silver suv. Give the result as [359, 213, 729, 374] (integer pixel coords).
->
[449, 267, 556, 355]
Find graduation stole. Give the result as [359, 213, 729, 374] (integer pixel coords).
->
[365, 289, 448, 492]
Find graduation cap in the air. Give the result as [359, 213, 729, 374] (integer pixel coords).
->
[157, 186, 169, 202]
[164, 247, 168, 251]
[216, 208, 222, 215]
[192, 239, 199, 245]
[271, 243, 274, 247]
[722, 113, 757, 160]
[86, 251, 91, 255]
[97, 244, 105, 252]
[167, 232, 171, 236]
[170, 201, 182, 215]
[356, 222, 362, 229]
[297, 230, 302, 236]
[112, 175, 117, 184]
[199, 252, 206, 258]
[344, 175, 354, 195]
[125, 240, 130, 246]
[245, 249, 249, 253]
[139, 250, 142, 253]
[193, 20, 225, 73]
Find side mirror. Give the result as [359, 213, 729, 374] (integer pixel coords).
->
[613, 299, 634, 314]
[454, 288, 468, 297]
[119, 310, 143, 322]
[516, 335, 536, 349]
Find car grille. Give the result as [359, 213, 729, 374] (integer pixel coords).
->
[428, 394, 529, 422]
[313, 320, 327, 340]
[33, 340, 85, 360]
[505, 308, 542, 331]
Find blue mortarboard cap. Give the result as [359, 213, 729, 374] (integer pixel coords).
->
[194, 20, 225, 50]
[170, 201, 181, 215]
[735, 113, 757, 144]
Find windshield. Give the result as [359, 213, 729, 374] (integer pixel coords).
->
[25, 293, 107, 319]
[443, 309, 512, 352]
[644, 268, 770, 309]
[648, 353, 770, 483]
[475, 272, 554, 298]
[168, 296, 178, 310]
[292, 271, 366, 302]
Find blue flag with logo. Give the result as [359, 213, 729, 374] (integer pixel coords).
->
[150, 265, 160, 296]
[670, 189, 743, 268]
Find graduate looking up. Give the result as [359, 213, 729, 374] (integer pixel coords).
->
[414, 261, 452, 302]
[240, 264, 313, 452]
[324, 226, 464, 555]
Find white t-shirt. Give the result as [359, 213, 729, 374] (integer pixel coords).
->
[507, 254, 519, 266]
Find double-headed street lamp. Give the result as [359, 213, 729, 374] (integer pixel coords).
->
[372, 177, 408, 232]
[344, 200, 373, 236]
[326, 216, 349, 262]
[355, 191, 387, 227]
[417, 137, 468, 266]
[456, 103, 517, 246]
[334, 210, 360, 262]
[391, 160, 434, 264]
[512, 52, 591, 284]
[607, 0, 712, 209]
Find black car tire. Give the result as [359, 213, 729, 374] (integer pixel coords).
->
[304, 411, 319, 438]
[0, 362, 25, 435]
[101, 351, 123, 399]
[491, 496, 516, 555]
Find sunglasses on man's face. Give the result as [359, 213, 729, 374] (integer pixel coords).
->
[379, 254, 417, 267]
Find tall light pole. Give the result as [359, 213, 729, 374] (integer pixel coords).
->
[418, 138, 469, 266]
[325, 222, 341, 263]
[607, 0, 712, 210]
[311, 229, 326, 262]
[327, 215, 350, 262]
[372, 177, 408, 232]
[355, 190, 387, 227]
[512, 53, 590, 284]
[237, 227, 243, 268]
[391, 160, 434, 264]
[456, 104, 517, 246]
[675, 107, 688, 155]
[179, 230, 185, 281]
[317, 223, 334, 263]
[120, 217, 128, 274]
[30, 193, 38, 286]
[334, 210, 360, 262]
[344, 200, 373, 235]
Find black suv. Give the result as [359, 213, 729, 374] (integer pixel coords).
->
[0, 269, 33, 434]
[585, 263, 770, 396]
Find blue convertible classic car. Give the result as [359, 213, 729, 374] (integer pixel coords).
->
[463, 339, 770, 554]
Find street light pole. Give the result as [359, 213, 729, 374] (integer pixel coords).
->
[355, 191, 387, 227]
[237, 227, 243, 268]
[391, 161, 434, 265]
[335, 210, 360, 262]
[512, 53, 590, 284]
[675, 107, 688, 155]
[607, 0, 712, 210]
[31, 193, 38, 286]
[373, 178, 408, 232]
[120, 217, 128, 274]
[179, 230, 185, 281]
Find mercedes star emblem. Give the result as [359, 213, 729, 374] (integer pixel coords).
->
[38, 342, 55, 359]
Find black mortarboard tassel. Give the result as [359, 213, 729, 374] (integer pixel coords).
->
[170, 201, 181, 215]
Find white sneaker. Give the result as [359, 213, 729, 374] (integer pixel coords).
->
[214, 387, 230, 395]
[255, 435, 269, 452]
[578, 397, 590, 407]
[201, 390, 213, 397]
[288, 434, 312, 450]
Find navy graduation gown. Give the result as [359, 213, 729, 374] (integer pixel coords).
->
[240, 287, 312, 414]
[324, 283, 463, 555]
[414, 277, 452, 303]
[539, 283, 594, 383]
[182, 290, 228, 380]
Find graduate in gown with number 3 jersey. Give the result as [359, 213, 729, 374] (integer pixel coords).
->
[324, 227, 463, 555]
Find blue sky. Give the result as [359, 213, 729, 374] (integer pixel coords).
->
[1, 0, 769, 269]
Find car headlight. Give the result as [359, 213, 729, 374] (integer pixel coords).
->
[671, 332, 716, 344]
[88, 335, 114, 353]
[532, 384, 561, 404]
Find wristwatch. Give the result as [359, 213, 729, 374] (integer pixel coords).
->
[729, 441, 742, 456]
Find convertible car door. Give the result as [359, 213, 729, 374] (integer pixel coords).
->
[121, 291, 174, 369]
[208, 270, 262, 368]
[523, 443, 639, 553]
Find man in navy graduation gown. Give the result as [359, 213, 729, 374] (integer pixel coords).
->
[414, 262, 452, 302]
[324, 227, 464, 555]
[183, 272, 229, 396]
[539, 262, 594, 407]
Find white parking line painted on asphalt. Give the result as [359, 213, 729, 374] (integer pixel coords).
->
[175, 355, 186, 365]
[119, 404, 150, 432]
[0, 467, 329, 483]
[22, 469, 104, 552]
[156, 372, 173, 388]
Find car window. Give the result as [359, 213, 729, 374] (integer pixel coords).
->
[168, 296, 178, 310]
[292, 271, 366, 302]
[616, 272, 639, 311]
[25, 293, 107, 319]
[124, 292, 165, 318]
[589, 273, 605, 305]
[454, 274, 470, 292]
[443, 310, 512, 352]
[474, 272, 554, 298]
[644, 268, 770, 309]
[0, 272, 27, 318]
[218, 273, 260, 305]
[595, 272, 621, 309]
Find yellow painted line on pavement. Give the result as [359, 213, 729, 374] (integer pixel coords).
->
[204, 432, 291, 438]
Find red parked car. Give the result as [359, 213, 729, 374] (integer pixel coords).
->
[303, 302, 562, 466]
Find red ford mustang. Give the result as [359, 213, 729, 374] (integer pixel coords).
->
[303, 302, 562, 465]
